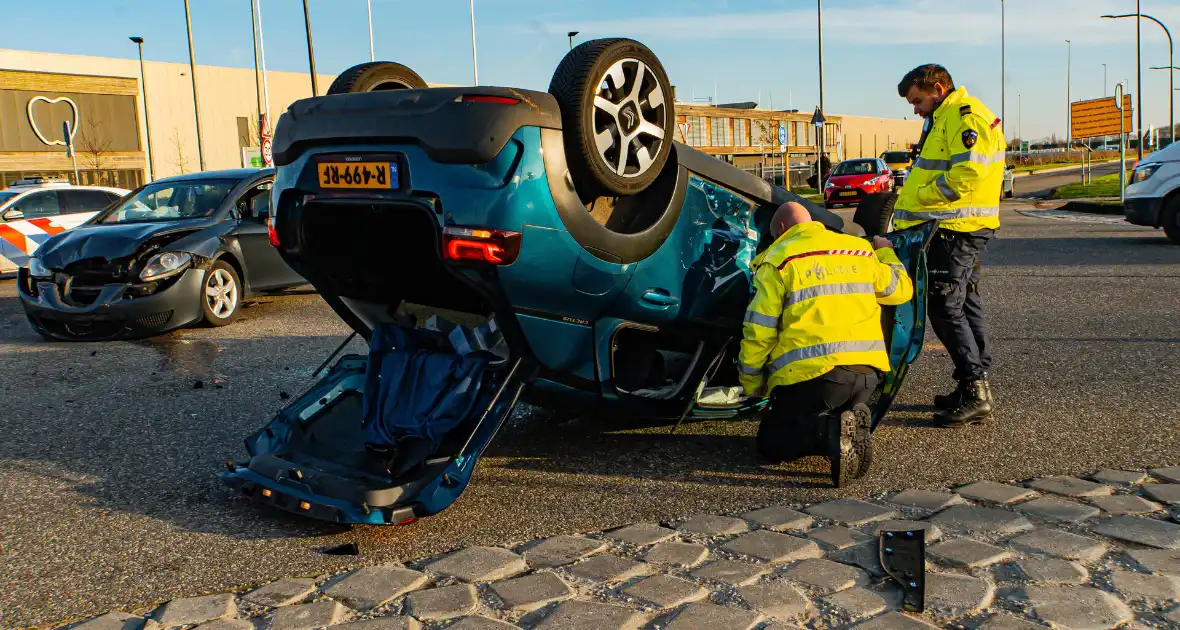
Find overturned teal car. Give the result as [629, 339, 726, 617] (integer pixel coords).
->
[222, 39, 935, 524]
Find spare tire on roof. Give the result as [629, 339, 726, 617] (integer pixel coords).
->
[326, 61, 427, 94]
[548, 38, 676, 203]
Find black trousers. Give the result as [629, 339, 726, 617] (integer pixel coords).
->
[927, 228, 994, 382]
[757, 366, 880, 462]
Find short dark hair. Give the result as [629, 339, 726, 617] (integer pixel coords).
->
[898, 64, 955, 97]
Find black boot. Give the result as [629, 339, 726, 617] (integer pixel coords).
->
[828, 410, 860, 488]
[851, 403, 873, 479]
[933, 381, 968, 410]
[934, 379, 993, 427]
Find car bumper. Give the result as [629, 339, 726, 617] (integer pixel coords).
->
[825, 188, 875, 204]
[1123, 196, 1163, 227]
[19, 267, 206, 340]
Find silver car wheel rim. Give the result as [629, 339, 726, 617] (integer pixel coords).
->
[205, 269, 238, 319]
[592, 58, 667, 179]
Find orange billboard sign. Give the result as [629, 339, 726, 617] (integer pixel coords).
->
[1070, 95, 1133, 139]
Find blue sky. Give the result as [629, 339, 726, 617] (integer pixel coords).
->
[3, 0, 1179, 141]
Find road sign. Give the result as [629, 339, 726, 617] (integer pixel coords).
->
[1070, 95, 1133, 140]
[259, 114, 274, 167]
[811, 106, 826, 127]
[777, 124, 787, 145]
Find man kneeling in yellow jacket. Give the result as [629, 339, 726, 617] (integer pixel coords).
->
[738, 202, 913, 487]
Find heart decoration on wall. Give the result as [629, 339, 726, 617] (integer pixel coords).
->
[26, 96, 80, 147]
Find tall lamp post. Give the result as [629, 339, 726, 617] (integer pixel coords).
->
[567, 31, 578, 50]
[129, 36, 153, 182]
[1103, 63, 1108, 96]
[1102, 9, 1160, 159]
[469, 0, 478, 85]
[817, 0, 826, 184]
[367, 0, 375, 62]
[1001, 0, 1006, 144]
[182, 0, 205, 171]
[303, 0, 318, 95]
[1065, 39, 1071, 150]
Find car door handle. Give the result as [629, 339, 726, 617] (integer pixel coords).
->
[641, 290, 679, 306]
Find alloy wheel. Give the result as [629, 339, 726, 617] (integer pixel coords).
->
[592, 58, 667, 179]
[205, 269, 239, 319]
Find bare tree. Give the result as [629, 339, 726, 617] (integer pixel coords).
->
[75, 114, 114, 184]
[170, 127, 190, 175]
[238, 115, 261, 149]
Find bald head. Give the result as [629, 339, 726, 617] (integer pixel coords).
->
[769, 201, 812, 239]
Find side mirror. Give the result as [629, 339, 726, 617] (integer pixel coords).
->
[2, 208, 25, 221]
[1005, 164, 1014, 171]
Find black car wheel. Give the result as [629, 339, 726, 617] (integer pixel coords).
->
[326, 62, 427, 94]
[549, 38, 676, 203]
[201, 260, 242, 327]
[854, 192, 897, 237]
[1161, 197, 1180, 245]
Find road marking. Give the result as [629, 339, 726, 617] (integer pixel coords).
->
[1015, 209, 1128, 225]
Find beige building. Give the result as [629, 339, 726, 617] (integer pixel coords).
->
[0, 48, 336, 187]
[839, 115, 924, 159]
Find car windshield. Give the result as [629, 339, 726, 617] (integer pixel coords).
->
[881, 151, 909, 163]
[0, 191, 19, 205]
[98, 180, 237, 224]
[832, 160, 878, 175]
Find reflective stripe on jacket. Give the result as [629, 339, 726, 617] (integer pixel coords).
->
[894, 86, 1005, 233]
[738, 221, 914, 395]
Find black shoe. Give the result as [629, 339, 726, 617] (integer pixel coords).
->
[934, 379, 993, 427]
[933, 381, 968, 410]
[851, 403, 873, 479]
[829, 410, 860, 488]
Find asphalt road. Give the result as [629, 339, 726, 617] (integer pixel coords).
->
[1012, 161, 1123, 198]
[3, 206, 1179, 628]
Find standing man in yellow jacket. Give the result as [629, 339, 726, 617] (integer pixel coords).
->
[739, 202, 913, 487]
[894, 64, 1004, 428]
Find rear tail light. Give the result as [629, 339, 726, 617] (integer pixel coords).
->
[459, 95, 520, 105]
[442, 226, 522, 265]
[267, 218, 281, 247]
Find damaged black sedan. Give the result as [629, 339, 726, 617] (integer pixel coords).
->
[18, 169, 304, 340]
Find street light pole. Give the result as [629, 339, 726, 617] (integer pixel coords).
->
[1103, 12, 1172, 156]
[1103, 63, 1107, 96]
[1001, 0, 1006, 143]
[303, 0, 318, 96]
[1137, 0, 1142, 160]
[1066, 39, 1071, 150]
[567, 31, 578, 50]
[1150, 66, 1178, 145]
[182, 0, 205, 171]
[254, 0, 271, 127]
[817, 0, 826, 184]
[469, 0, 478, 85]
[1018, 93, 1022, 141]
[130, 37, 153, 182]
[367, 0, 375, 62]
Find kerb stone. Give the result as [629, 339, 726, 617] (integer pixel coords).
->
[782, 558, 868, 595]
[1127, 549, 1180, 577]
[566, 554, 651, 584]
[520, 535, 606, 569]
[873, 520, 943, 544]
[619, 575, 707, 609]
[928, 538, 1013, 568]
[822, 588, 888, 619]
[405, 584, 479, 620]
[1089, 469, 1147, 486]
[445, 618, 512, 630]
[153, 594, 236, 627]
[604, 523, 675, 546]
[807, 525, 875, 550]
[1090, 495, 1162, 515]
[269, 600, 345, 630]
[676, 514, 749, 536]
[1108, 569, 1180, 604]
[1018, 585, 1133, 630]
[887, 489, 965, 512]
[643, 541, 708, 568]
[956, 481, 1038, 504]
[1009, 529, 1109, 563]
[1026, 476, 1113, 498]
[722, 530, 822, 563]
[1016, 496, 1101, 523]
[1013, 558, 1089, 584]
[737, 582, 812, 621]
[423, 547, 527, 583]
[664, 603, 763, 630]
[925, 573, 995, 617]
[534, 600, 645, 630]
[1093, 515, 1180, 550]
[689, 559, 770, 586]
[71, 612, 145, 630]
[929, 504, 1034, 535]
[488, 572, 572, 612]
[806, 499, 896, 526]
[243, 578, 317, 608]
[1142, 484, 1180, 505]
[741, 505, 813, 531]
[853, 612, 939, 629]
[1150, 467, 1180, 484]
[323, 566, 430, 611]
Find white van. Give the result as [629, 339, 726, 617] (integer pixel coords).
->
[0, 178, 128, 273]
[1125, 142, 1180, 244]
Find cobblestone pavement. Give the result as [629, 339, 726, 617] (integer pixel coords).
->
[68, 470, 1180, 630]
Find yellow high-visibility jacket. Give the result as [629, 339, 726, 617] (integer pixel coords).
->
[738, 222, 913, 395]
[894, 86, 1005, 233]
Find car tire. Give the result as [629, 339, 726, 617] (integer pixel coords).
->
[548, 38, 675, 203]
[1005, 188, 1014, 199]
[201, 260, 242, 327]
[853, 191, 897, 236]
[1162, 197, 1180, 245]
[326, 62, 427, 95]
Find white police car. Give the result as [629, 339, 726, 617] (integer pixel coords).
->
[0, 178, 128, 274]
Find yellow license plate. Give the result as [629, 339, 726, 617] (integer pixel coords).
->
[317, 161, 397, 189]
[839, 191, 857, 197]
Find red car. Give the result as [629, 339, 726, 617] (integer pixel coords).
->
[824, 158, 894, 208]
